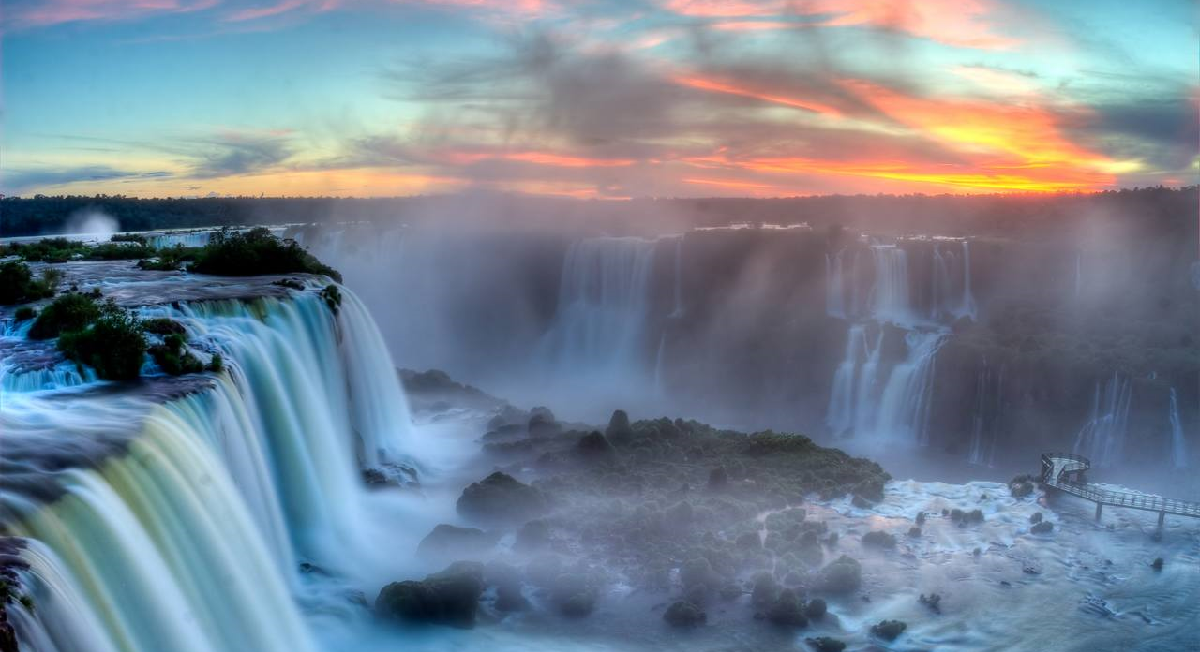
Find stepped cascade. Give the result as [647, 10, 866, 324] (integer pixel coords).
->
[0, 271, 415, 652]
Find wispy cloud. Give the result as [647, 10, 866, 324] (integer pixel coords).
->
[4, 0, 219, 29]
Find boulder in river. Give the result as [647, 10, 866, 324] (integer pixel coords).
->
[416, 524, 500, 559]
[457, 472, 548, 523]
[375, 561, 485, 628]
[663, 601, 707, 627]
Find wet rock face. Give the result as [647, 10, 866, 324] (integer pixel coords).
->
[871, 619, 908, 641]
[816, 556, 862, 594]
[375, 561, 485, 629]
[456, 472, 548, 524]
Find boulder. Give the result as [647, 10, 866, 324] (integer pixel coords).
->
[605, 409, 634, 444]
[907, 527, 922, 538]
[550, 572, 597, 617]
[708, 466, 729, 489]
[529, 407, 561, 438]
[751, 571, 779, 606]
[804, 598, 827, 619]
[1151, 557, 1164, 571]
[457, 472, 547, 523]
[816, 556, 861, 594]
[806, 637, 846, 652]
[919, 592, 942, 614]
[871, 619, 908, 641]
[862, 530, 896, 548]
[766, 589, 808, 627]
[575, 431, 614, 459]
[1029, 512, 1043, 524]
[1030, 521, 1053, 534]
[375, 561, 485, 628]
[663, 601, 707, 627]
[416, 524, 499, 559]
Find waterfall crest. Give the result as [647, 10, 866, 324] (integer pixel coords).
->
[539, 237, 657, 378]
[2, 283, 416, 652]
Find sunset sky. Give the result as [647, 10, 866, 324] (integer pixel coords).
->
[3, 0, 1197, 198]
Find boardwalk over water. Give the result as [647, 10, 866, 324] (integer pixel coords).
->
[1041, 452, 1200, 533]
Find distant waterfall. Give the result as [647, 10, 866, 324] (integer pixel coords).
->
[540, 237, 657, 378]
[967, 360, 1003, 466]
[826, 324, 869, 435]
[873, 330, 945, 444]
[670, 235, 685, 319]
[1072, 374, 1133, 468]
[825, 324, 944, 443]
[959, 240, 977, 320]
[1074, 250, 1083, 299]
[825, 249, 847, 319]
[2, 285, 416, 651]
[869, 245, 911, 324]
[148, 230, 213, 249]
[1169, 388, 1188, 469]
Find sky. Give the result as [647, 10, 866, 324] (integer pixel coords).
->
[1, 0, 1197, 199]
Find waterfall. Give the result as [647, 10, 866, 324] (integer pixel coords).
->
[2, 283, 416, 651]
[1072, 373, 1133, 468]
[1, 361, 97, 394]
[539, 237, 657, 378]
[967, 360, 1003, 466]
[930, 244, 953, 322]
[959, 240, 977, 320]
[148, 231, 213, 249]
[825, 322, 944, 443]
[873, 330, 945, 444]
[825, 249, 847, 319]
[669, 235, 685, 319]
[826, 324, 867, 435]
[1074, 250, 1083, 299]
[1169, 388, 1188, 469]
[869, 245, 911, 324]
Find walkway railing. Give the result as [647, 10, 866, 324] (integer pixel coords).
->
[1040, 452, 1200, 519]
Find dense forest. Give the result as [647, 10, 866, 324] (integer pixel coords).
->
[1, 188, 1195, 247]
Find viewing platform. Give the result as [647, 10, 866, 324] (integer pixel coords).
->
[1040, 452, 1200, 536]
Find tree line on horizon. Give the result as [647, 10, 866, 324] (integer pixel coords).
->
[0, 186, 1195, 244]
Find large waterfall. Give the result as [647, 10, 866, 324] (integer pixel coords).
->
[539, 236, 657, 379]
[1, 282, 415, 652]
[824, 324, 944, 443]
[967, 360, 1004, 467]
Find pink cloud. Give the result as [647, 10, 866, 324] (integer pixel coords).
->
[7, 0, 219, 29]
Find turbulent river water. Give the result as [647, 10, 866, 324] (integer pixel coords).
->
[0, 247, 1196, 652]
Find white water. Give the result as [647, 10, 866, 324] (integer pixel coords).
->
[1, 361, 97, 393]
[967, 360, 1003, 467]
[826, 323, 944, 444]
[1168, 387, 1188, 469]
[869, 245, 911, 324]
[2, 283, 417, 652]
[669, 234, 684, 319]
[825, 249, 847, 319]
[539, 237, 657, 380]
[1072, 373, 1133, 468]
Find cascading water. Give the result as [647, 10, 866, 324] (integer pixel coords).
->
[669, 235, 685, 319]
[959, 240, 977, 321]
[1168, 387, 1187, 469]
[873, 330, 945, 444]
[825, 249, 847, 319]
[825, 323, 944, 444]
[539, 237, 657, 378]
[967, 360, 1003, 467]
[1, 280, 417, 652]
[826, 324, 867, 435]
[1072, 373, 1133, 468]
[868, 245, 911, 324]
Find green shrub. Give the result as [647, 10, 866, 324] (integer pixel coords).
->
[190, 228, 342, 281]
[149, 330, 203, 375]
[137, 244, 197, 272]
[207, 353, 224, 372]
[141, 318, 187, 336]
[57, 303, 146, 380]
[320, 284, 342, 314]
[110, 233, 147, 244]
[29, 293, 101, 339]
[0, 261, 57, 305]
[14, 306, 36, 321]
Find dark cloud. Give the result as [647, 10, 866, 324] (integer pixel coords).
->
[1, 167, 172, 195]
[188, 133, 294, 178]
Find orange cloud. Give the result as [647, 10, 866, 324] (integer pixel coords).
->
[841, 80, 1121, 177]
[441, 149, 638, 168]
[673, 74, 843, 116]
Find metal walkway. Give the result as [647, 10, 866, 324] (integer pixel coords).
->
[1040, 453, 1200, 530]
